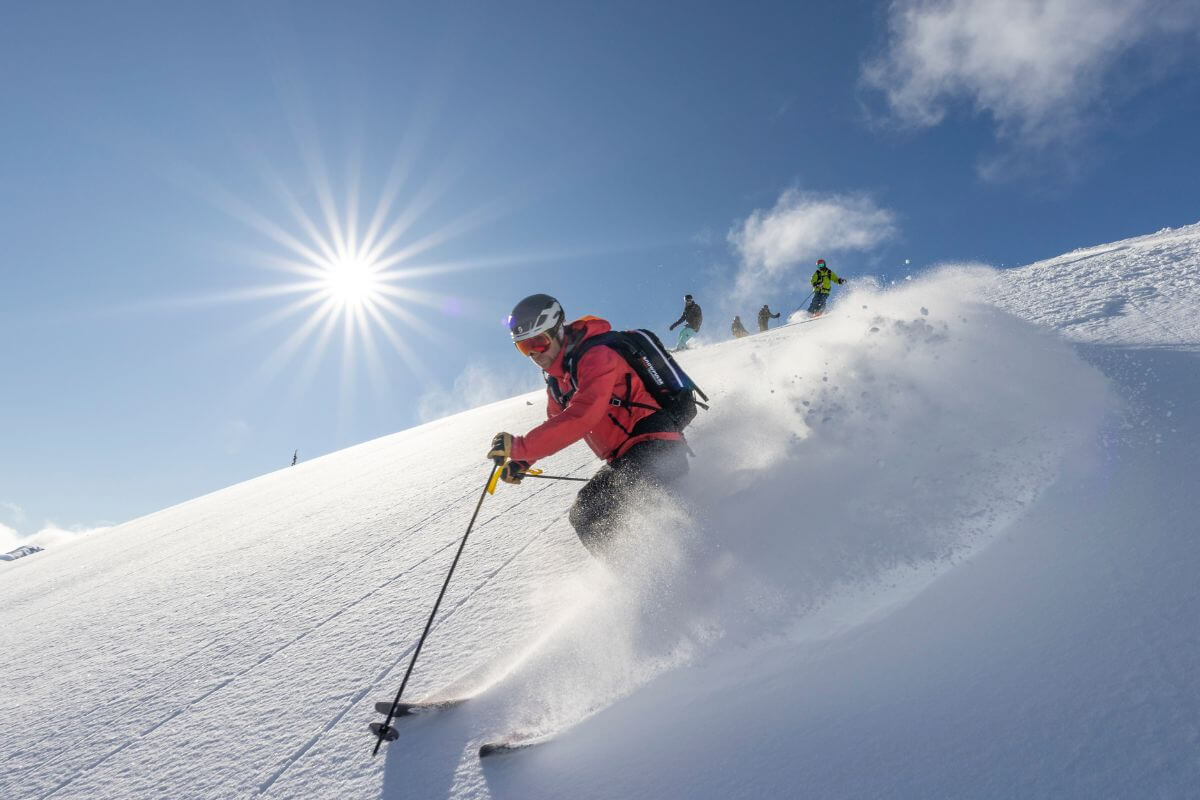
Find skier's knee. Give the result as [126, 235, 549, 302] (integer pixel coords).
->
[569, 494, 620, 557]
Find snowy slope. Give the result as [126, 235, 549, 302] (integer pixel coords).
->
[3, 222, 1199, 799]
[985, 221, 1200, 347]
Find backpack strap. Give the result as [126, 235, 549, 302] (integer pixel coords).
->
[545, 325, 596, 407]
[617, 371, 661, 413]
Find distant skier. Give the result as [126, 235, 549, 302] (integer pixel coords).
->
[757, 304, 780, 332]
[807, 259, 845, 317]
[731, 316, 749, 338]
[668, 294, 703, 350]
[488, 294, 691, 557]
[291, 449, 298, 466]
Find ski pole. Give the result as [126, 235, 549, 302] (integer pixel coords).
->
[522, 471, 588, 483]
[794, 290, 814, 316]
[373, 463, 500, 755]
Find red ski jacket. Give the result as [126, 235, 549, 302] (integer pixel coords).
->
[510, 317, 683, 465]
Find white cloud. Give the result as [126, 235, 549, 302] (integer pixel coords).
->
[0, 521, 111, 555]
[727, 189, 898, 297]
[862, 0, 1200, 144]
[417, 360, 540, 423]
[0, 522, 20, 553]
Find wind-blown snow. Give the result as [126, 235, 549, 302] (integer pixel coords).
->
[3, 223, 1198, 799]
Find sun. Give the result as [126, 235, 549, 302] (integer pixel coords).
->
[322, 256, 382, 308]
[179, 134, 549, 413]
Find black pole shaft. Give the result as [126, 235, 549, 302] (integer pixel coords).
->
[524, 473, 589, 483]
[794, 290, 815, 315]
[372, 466, 497, 756]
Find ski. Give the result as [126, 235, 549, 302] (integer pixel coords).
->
[478, 732, 550, 758]
[373, 698, 469, 718]
[370, 698, 471, 744]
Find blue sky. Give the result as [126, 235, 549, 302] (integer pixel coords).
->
[3, 0, 1199, 543]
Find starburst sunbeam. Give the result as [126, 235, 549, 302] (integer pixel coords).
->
[199, 142, 518, 429]
[151, 110, 623, 433]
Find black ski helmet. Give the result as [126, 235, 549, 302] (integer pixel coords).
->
[507, 294, 564, 341]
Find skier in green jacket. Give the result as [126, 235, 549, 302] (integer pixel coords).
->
[807, 259, 845, 317]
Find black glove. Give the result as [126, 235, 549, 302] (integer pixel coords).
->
[500, 460, 530, 485]
[487, 432, 513, 465]
[838, 278, 846, 284]
[669, 321, 679, 331]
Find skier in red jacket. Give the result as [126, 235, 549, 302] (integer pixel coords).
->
[487, 294, 689, 556]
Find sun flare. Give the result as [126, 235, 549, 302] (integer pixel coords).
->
[186, 134, 546, 415]
[323, 256, 382, 307]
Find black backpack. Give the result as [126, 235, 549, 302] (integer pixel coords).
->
[546, 328, 709, 442]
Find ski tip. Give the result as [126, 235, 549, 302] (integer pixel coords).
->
[375, 698, 469, 718]
[369, 722, 399, 742]
[478, 742, 507, 758]
[478, 735, 544, 758]
[375, 700, 417, 717]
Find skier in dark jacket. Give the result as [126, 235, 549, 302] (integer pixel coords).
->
[807, 259, 845, 317]
[731, 316, 749, 338]
[757, 304, 780, 332]
[487, 294, 690, 557]
[668, 294, 703, 350]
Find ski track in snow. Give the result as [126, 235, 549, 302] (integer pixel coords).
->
[254, 468, 591, 796]
[4, 220, 1199, 799]
[14, 482, 472, 792]
[11, 462, 589, 800]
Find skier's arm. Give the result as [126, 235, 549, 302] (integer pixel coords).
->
[831, 270, 844, 284]
[669, 312, 686, 330]
[511, 349, 623, 463]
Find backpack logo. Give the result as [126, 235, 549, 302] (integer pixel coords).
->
[639, 355, 665, 388]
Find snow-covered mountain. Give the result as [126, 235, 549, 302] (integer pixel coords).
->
[3, 223, 1198, 800]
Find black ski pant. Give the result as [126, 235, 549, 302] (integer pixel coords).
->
[569, 438, 689, 557]
[808, 291, 830, 314]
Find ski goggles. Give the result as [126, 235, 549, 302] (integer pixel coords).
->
[514, 332, 555, 356]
